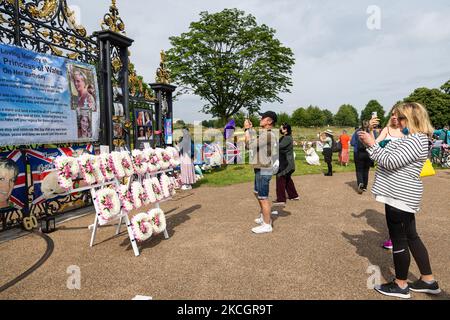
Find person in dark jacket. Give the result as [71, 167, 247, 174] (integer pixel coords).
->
[351, 120, 373, 194]
[274, 123, 299, 206]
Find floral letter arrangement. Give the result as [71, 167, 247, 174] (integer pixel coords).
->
[78, 154, 99, 185]
[96, 187, 121, 225]
[144, 148, 161, 173]
[151, 177, 165, 202]
[156, 148, 171, 170]
[131, 212, 153, 242]
[148, 208, 167, 235]
[160, 174, 171, 198]
[117, 184, 134, 212]
[131, 149, 149, 176]
[99, 153, 116, 181]
[121, 151, 135, 177]
[54, 156, 80, 190]
[109, 151, 125, 179]
[166, 147, 181, 168]
[131, 181, 149, 209]
[143, 178, 157, 204]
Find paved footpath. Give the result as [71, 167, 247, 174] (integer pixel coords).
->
[1, 170, 449, 300]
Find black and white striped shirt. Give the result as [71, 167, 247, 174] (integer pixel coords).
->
[367, 134, 429, 213]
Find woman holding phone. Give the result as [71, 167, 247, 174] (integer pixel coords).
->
[358, 102, 440, 299]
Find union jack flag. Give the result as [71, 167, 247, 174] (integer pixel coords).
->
[0, 150, 27, 210]
[225, 142, 243, 164]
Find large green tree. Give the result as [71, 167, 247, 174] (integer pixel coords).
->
[441, 80, 450, 95]
[334, 104, 359, 127]
[291, 107, 308, 127]
[322, 109, 334, 126]
[360, 100, 385, 124]
[404, 86, 450, 128]
[306, 106, 326, 127]
[276, 112, 291, 126]
[166, 9, 295, 122]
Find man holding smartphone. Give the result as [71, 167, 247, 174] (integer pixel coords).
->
[244, 111, 279, 234]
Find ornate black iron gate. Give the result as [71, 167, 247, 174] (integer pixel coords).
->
[0, 0, 133, 231]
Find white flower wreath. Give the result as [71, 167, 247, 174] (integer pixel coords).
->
[143, 178, 157, 203]
[151, 177, 165, 202]
[131, 212, 153, 242]
[99, 153, 116, 181]
[144, 148, 161, 173]
[96, 187, 121, 224]
[78, 154, 98, 185]
[92, 156, 105, 185]
[116, 184, 134, 212]
[54, 156, 79, 190]
[160, 174, 171, 198]
[131, 181, 148, 209]
[131, 149, 148, 176]
[156, 148, 171, 170]
[110, 151, 125, 179]
[148, 208, 167, 234]
[121, 151, 135, 177]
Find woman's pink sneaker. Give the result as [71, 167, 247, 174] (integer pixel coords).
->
[383, 239, 393, 250]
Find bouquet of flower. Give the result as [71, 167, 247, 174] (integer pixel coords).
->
[160, 174, 171, 198]
[99, 153, 116, 181]
[131, 181, 148, 209]
[144, 148, 161, 173]
[148, 208, 166, 234]
[131, 212, 153, 242]
[151, 177, 165, 202]
[78, 154, 98, 185]
[131, 149, 148, 176]
[143, 178, 157, 204]
[121, 151, 136, 177]
[156, 148, 171, 170]
[110, 151, 125, 179]
[116, 184, 134, 212]
[54, 156, 79, 190]
[96, 187, 121, 224]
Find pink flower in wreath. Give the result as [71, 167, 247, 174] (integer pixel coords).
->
[139, 221, 148, 234]
[102, 195, 114, 211]
[122, 158, 131, 169]
[63, 164, 72, 178]
[85, 160, 94, 173]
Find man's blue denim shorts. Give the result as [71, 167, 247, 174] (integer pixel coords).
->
[254, 169, 272, 200]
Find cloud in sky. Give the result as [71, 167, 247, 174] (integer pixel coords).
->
[70, 0, 450, 122]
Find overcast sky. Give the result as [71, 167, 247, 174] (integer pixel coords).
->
[70, 0, 450, 122]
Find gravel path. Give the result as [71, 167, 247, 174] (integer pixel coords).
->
[1, 170, 449, 300]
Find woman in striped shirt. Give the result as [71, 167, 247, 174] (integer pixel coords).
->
[358, 102, 441, 299]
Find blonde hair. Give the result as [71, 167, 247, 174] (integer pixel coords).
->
[393, 102, 434, 137]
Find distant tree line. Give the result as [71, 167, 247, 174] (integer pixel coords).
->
[197, 79, 450, 129]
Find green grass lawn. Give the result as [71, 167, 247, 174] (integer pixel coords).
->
[196, 148, 356, 187]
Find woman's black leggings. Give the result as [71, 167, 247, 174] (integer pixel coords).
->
[385, 205, 433, 280]
[322, 148, 332, 174]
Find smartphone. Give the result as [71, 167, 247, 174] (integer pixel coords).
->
[372, 112, 379, 129]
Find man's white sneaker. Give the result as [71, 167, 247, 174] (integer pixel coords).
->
[255, 212, 279, 224]
[254, 214, 264, 225]
[252, 223, 273, 234]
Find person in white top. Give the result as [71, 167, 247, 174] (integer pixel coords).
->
[303, 142, 320, 166]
